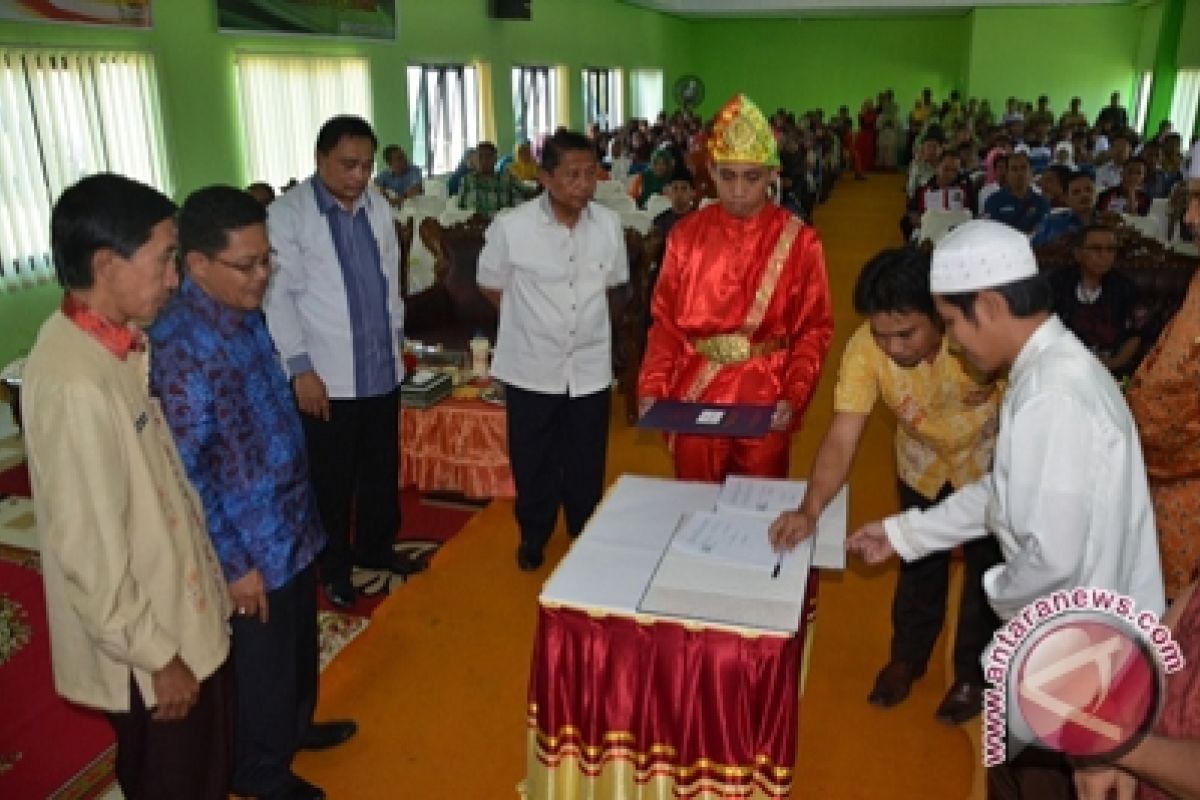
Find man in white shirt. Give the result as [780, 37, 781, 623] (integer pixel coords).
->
[1095, 133, 1132, 191]
[264, 115, 415, 609]
[848, 220, 1163, 618]
[847, 220, 1165, 794]
[477, 130, 629, 570]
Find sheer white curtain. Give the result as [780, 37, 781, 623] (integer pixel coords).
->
[236, 55, 371, 191]
[407, 64, 481, 175]
[0, 49, 170, 293]
[630, 69, 663, 122]
[512, 66, 558, 146]
[1169, 70, 1200, 147]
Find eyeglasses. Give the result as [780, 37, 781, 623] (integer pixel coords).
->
[213, 254, 273, 275]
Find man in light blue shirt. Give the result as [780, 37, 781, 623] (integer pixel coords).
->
[374, 144, 423, 205]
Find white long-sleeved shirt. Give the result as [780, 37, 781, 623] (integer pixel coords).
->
[477, 195, 628, 397]
[884, 316, 1165, 620]
[264, 176, 405, 399]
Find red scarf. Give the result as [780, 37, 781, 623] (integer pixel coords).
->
[61, 293, 144, 360]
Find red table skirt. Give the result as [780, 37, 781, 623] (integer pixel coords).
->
[399, 399, 515, 499]
[526, 601, 811, 800]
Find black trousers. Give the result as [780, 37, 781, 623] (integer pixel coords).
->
[301, 389, 400, 583]
[229, 563, 319, 796]
[505, 385, 610, 553]
[891, 481, 1003, 684]
[105, 660, 233, 800]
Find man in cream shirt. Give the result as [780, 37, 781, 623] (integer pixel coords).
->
[23, 174, 231, 799]
[478, 129, 628, 571]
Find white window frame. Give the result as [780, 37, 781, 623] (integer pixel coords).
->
[407, 64, 482, 176]
[582, 67, 623, 131]
[0, 48, 171, 292]
[235, 54, 371, 192]
[512, 65, 557, 145]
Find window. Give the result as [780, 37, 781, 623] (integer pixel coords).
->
[235, 55, 371, 191]
[630, 69, 663, 122]
[1133, 70, 1154, 135]
[582, 67, 623, 131]
[0, 49, 171, 292]
[512, 65, 558, 145]
[407, 64, 482, 176]
[1169, 70, 1200, 146]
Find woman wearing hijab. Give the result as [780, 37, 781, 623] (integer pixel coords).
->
[508, 140, 539, 182]
[629, 148, 675, 209]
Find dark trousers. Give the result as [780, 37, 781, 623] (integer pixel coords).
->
[230, 563, 318, 796]
[302, 389, 400, 583]
[105, 660, 233, 800]
[505, 385, 610, 554]
[891, 481, 1003, 684]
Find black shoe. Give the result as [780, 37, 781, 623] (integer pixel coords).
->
[322, 578, 355, 610]
[867, 660, 926, 708]
[301, 719, 358, 751]
[358, 552, 428, 577]
[516, 544, 544, 572]
[261, 773, 326, 800]
[934, 680, 984, 725]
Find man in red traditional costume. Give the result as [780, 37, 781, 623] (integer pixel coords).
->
[638, 93, 834, 481]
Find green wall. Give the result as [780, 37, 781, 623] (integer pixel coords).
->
[688, 15, 970, 118]
[964, 5, 1142, 117]
[0, 0, 692, 367]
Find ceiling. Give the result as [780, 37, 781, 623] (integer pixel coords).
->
[621, 0, 1137, 18]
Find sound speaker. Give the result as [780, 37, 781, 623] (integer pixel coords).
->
[489, 0, 530, 20]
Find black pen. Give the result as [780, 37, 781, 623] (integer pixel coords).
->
[771, 556, 782, 579]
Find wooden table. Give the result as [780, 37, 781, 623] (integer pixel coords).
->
[399, 398, 514, 499]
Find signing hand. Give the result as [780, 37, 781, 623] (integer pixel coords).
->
[769, 400, 793, 432]
[846, 521, 897, 565]
[768, 509, 817, 552]
[1073, 767, 1137, 800]
[229, 568, 269, 624]
[151, 655, 200, 721]
[293, 371, 330, 421]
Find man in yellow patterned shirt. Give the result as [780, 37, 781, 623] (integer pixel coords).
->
[770, 246, 1003, 725]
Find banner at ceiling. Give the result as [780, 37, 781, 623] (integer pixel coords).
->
[216, 0, 396, 40]
[0, 0, 152, 27]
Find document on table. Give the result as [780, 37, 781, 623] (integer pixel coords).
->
[670, 510, 781, 570]
[715, 474, 806, 519]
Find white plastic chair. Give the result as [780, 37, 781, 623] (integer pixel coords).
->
[594, 180, 626, 200]
[919, 209, 973, 245]
[619, 210, 653, 235]
[423, 177, 448, 200]
[1121, 213, 1163, 243]
[405, 194, 446, 218]
[1147, 198, 1170, 243]
[439, 205, 476, 226]
[598, 194, 636, 213]
[644, 194, 673, 218]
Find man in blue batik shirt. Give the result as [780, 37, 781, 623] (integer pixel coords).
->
[150, 186, 356, 800]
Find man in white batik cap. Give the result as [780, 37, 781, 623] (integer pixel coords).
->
[847, 220, 1164, 797]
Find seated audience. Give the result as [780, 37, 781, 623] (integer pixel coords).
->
[652, 161, 695, 241]
[1097, 156, 1150, 215]
[1032, 170, 1099, 246]
[902, 150, 973, 240]
[1037, 164, 1071, 208]
[1095, 132, 1132, 191]
[983, 151, 1049, 234]
[458, 141, 523, 217]
[246, 181, 275, 206]
[1139, 140, 1175, 199]
[629, 148, 675, 209]
[1049, 224, 1142, 378]
[1052, 140, 1075, 168]
[976, 150, 1009, 210]
[508, 140, 539, 182]
[607, 135, 633, 185]
[906, 131, 943, 198]
[1059, 96, 1087, 130]
[374, 144, 423, 205]
[447, 148, 477, 197]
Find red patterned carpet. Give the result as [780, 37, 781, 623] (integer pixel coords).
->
[0, 458, 477, 798]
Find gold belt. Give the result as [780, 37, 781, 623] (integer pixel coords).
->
[692, 334, 787, 365]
